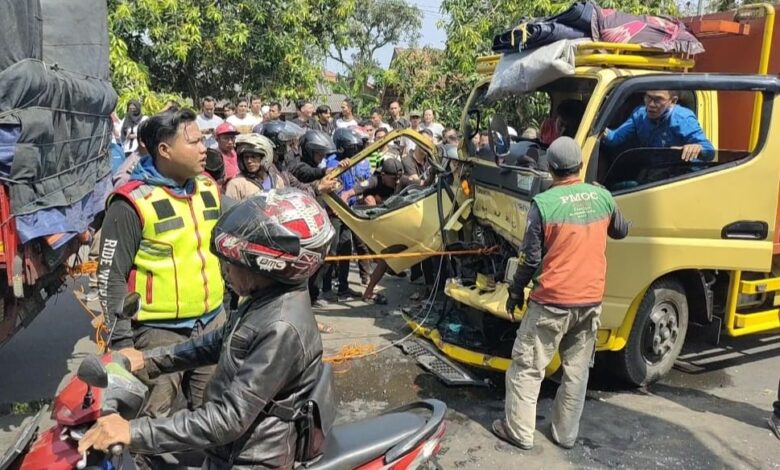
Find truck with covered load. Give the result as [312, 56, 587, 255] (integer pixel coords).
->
[324, 2, 780, 386]
[0, 0, 116, 347]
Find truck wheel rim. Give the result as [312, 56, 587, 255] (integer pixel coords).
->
[642, 301, 680, 365]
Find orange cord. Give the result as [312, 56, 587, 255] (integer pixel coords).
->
[323, 343, 376, 373]
[67, 260, 98, 276]
[73, 285, 108, 353]
[324, 245, 498, 262]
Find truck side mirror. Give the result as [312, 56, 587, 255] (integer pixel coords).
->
[489, 115, 511, 163]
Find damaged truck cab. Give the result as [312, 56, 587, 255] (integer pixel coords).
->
[324, 4, 780, 386]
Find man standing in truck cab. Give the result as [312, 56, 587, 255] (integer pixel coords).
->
[603, 90, 715, 161]
[97, 109, 225, 424]
[493, 137, 629, 450]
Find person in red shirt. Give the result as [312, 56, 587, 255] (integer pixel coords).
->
[215, 122, 240, 181]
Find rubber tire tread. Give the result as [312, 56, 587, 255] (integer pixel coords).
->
[616, 277, 689, 387]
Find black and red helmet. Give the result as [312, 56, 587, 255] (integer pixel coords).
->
[211, 188, 334, 284]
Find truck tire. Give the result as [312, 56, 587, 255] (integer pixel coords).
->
[616, 278, 689, 386]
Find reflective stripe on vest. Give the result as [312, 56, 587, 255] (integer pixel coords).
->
[115, 176, 224, 321]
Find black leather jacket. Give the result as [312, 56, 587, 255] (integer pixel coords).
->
[129, 285, 323, 469]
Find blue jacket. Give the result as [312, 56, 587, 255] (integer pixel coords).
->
[325, 155, 372, 206]
[604, 105, 715, 161]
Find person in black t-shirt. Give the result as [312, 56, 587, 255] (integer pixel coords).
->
[341, 158, 403, 206]
[338, 158, 403, 304]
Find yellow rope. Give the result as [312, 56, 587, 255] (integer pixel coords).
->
[324, 245, 498, 262]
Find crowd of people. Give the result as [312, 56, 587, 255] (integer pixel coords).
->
[83, 95, 465, 468]
[103, 95, 461, 326]
[77, 88, 779, 469]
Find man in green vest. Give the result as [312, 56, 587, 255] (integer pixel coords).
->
[492, 136, 630, 450]
[97, 109, 225, 422]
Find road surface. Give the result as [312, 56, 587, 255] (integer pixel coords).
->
[1, 274, 779, 469]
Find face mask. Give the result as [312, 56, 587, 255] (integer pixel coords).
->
[318, 159, 327, 169]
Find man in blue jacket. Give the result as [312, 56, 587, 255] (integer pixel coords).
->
[603, 90, 714, 162]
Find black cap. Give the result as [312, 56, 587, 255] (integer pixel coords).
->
[380, 158, 404, 176]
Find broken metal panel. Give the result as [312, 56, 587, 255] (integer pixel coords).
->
[397, 339, 488, 387]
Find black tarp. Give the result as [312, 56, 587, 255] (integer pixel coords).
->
[0, 0, 116, 216]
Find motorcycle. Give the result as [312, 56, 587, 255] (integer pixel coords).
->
[1, 294, 447, 470]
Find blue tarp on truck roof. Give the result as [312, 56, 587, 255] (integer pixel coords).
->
[0, 0, 116, 231]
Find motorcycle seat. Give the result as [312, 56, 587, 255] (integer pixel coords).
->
[306, 410, 426, 470]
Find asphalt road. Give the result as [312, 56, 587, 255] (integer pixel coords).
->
[1, 274, 779, 469]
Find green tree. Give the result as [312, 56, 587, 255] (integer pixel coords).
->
[327, 0, 423, 117]
[108, 0, 354, 114]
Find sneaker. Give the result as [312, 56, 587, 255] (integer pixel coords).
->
[85, 288, 100, 302]
[769, 414, 780, 440]
[312, 298, 329, 308]
[337, 288, 362, 300]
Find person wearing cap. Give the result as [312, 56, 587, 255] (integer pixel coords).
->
[215, 122, 240, 181]
[408, 110, 422, 131]
[493, 136, 630, 451]
[338, 158, 405, 304]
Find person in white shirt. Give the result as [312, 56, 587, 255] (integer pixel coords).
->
[118, 99, 147, 156]
[370, 107, 392, 135]
[336, 98, 359, 129]
[227, 99, 260, 133]
[197, 96, 223, 148]
[249, 95, 263, 122]
[421, 109, 445, 144]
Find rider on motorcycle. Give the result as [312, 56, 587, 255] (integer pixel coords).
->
[79, 188, 335, 469]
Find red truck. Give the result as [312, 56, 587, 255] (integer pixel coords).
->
[0, 0, 117, 347]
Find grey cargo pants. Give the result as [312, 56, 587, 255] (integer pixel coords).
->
[504, 301, 601, 447]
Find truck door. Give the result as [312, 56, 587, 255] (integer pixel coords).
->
[583, 74, 780, 331]
[322, 130, 454, 273]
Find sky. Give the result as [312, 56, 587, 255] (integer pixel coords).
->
[326, 0, 448, 73]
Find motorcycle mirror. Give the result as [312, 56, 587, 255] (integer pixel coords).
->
[77, 355, 108, 388]
[489, 115, 511, 164]
[117, 292, 141, 321]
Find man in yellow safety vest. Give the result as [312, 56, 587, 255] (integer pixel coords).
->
[97, 108, 225, 422]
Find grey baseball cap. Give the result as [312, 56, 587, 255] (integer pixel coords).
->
[546, 136, 582, 171]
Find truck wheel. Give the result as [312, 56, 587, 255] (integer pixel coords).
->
[616, 278, 689, 386]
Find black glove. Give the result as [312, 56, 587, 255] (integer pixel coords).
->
[505, 291, 524, 320]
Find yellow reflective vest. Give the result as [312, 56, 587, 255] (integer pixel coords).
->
[111, 176, 224, 321]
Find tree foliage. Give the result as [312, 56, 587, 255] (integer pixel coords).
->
[328, 0, 423, 117]
[387, 0, 677, 127]
[108, 0, 355, 115]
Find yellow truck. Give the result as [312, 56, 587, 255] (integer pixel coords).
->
[324, 4, 780, 386]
